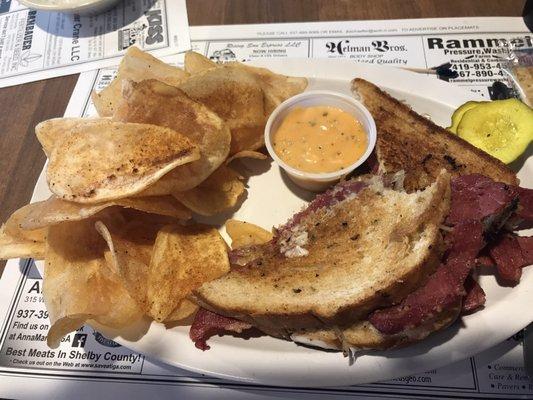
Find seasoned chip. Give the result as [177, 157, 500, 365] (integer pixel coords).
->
[92, 47, 189, 117]
[173, 166, 246, 216]
[184, 51, 216, 74]
[0, 204, 47, 260]
[35, 118, 110, 157]
[47, 121, 200, 203]
[164, 299, 199, 323]
[44, 219, 142, 348]
[226, 219, 273, 249]
[20, 195, 190, 230]
[114, 79, 231, 192]
[147, 224, 229, 322]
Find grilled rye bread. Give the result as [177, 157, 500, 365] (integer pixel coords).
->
[194, 172, 451, 338]
[352, 79, 519, 191]
[291, 300, 461, 351]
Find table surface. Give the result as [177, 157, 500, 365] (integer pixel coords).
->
[0, 0, 525, 270]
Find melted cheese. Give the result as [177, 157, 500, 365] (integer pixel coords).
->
[273, 106, 367, 173]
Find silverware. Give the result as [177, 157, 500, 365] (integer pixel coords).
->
[524, 323, 533, 377]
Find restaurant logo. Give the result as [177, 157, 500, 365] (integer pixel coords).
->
[146, 9, 164, 45]
[326, 39, 407, 55]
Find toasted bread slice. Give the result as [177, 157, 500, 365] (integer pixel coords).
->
[291, 301, 461, 351]
[194, 172, 451, 338]
[352, 79, 518, 191]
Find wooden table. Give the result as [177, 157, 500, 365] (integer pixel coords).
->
[0, 0, 525, 270]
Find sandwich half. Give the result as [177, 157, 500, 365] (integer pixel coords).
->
[194, 172, 451, 338]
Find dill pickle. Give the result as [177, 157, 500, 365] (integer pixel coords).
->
[447, 101, 484, 133]
[456, 98, 533, 164]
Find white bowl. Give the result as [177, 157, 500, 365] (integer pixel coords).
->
[18, 0, 121, 15]
[265, 90, 377, 192]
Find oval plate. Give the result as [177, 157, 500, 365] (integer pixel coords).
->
[37, 59, 533, 387]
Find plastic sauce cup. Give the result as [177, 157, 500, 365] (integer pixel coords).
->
[265, 90, 377, 192]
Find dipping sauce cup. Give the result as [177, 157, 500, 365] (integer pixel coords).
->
[265, 90, 377, 191]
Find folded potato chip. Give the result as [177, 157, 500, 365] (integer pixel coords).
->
[97, 222, 152, 312]
[114, 79, 231, 192]
[35, 118, 111, 157]
[44, 219, 142, 348]
[173, 165, 246, 216]
[95, 213, 172, 312]
[226, 219, 273, 249]
[92, 46, 189, 117]
[0, 204, 47, 260]
[47, 121, 200, 203]
[147, 224, 229, 322]
[19, 195, 190, 230]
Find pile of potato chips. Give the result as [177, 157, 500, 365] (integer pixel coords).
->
[0, 48, 307, 348]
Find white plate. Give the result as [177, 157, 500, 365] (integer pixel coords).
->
[33, 59, 533, 387]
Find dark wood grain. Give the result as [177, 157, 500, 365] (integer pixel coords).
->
[0, 0, 525, 271]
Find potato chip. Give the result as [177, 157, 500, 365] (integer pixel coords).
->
[164, 299, 199, 323]
[91, 46, 189, 117]
[184, 51, 216, 74]
[3, 204, 47, 242]
[0, 225, 45, 260]
[226, 219, 273, 249]
[114, 79, 231, 192]
[35, 118, 110, 157]
[230, 125, 266, 154]
[147, 224, 229, 322]
[19, 196, 189, 231]
[182, 52, 308, 115]
[179, 65, 265, 131]
[96, 216, 166, 312]
[0, 204, 47, 260]
[44, 219, 142, 348]
[47, 120, 200, 203]
[226, 150, 268, 164]
[229, 62, 308, 115]
[173, 165, 246, 216]
[181, 66, 264, 130]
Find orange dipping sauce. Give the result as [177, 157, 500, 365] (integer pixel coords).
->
[272, 106, 368, 173]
